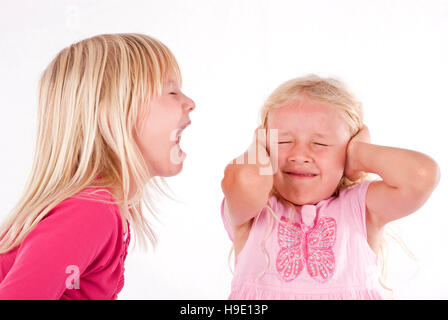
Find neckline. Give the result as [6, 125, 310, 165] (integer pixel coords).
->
[299, 204, 318, 231]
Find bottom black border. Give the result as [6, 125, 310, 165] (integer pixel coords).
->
[0, 299, 445, 318]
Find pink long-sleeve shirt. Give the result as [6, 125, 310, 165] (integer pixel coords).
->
[0, 187, 130, 300]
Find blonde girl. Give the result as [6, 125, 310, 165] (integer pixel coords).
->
[0, 33, 195, 299]
[221, 74, 439, 299]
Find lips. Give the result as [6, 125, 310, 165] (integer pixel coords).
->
[180, 121, 191, 130]
[284, 170, 319, 177]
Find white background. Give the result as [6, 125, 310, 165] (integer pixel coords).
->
[0, 0, 447, 299]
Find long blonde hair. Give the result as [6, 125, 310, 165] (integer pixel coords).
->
[258, 74, 394, 293]
[0, 33, 180, 253]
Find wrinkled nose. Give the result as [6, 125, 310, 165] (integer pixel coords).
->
[287, 144, 313, 163]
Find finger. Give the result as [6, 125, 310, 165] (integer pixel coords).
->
[360, 125, 371, 143]
[258, 128, 268, 150]
[250, 125, 262, 145]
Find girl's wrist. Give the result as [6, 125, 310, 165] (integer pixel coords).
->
[347, 140, 369, 176]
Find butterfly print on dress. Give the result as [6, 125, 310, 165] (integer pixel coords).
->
[276, 215, 337, 283]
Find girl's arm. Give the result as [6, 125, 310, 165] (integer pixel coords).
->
[346, 127, 441, 229]
[221, 128, 273, 228]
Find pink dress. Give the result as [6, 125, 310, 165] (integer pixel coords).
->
[221, 180, 385, 299]
[0, 187, 130, 300]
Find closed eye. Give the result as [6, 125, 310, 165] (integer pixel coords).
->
[169, 92, 178, 95]
[278, 141, 292, 144]
[314, 143, 328, 146]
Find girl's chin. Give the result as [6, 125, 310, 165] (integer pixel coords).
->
[165, 166, 184, 177]
[162, 144, 185, 176]
[156, 162, 184, 177]
[274, 186, 318, 206]
[147, 148, 185, 178]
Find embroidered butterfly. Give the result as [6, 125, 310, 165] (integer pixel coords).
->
[276, 215, 337, 282]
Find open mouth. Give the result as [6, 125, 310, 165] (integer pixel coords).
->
[171, 122, 191, 162]
[174, 130, 186, 147]
[175, 134, 182, 144]
[173, 122, 191, 145]
[170, 132, 186, 164]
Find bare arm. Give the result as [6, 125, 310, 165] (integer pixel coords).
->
[221, 128, 274, 228]
[348, 139, 440, 228]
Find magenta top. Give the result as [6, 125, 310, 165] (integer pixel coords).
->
[0, 187, 130, 300]
[221, 180, 386, 299]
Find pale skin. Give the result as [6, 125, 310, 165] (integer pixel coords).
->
[221, 96, 440, 256]
[135, 76, 195, 178]
[126, 76, 195, 230]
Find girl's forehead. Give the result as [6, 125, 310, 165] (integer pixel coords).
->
[267, 101, 350, 138]
[269, 100, 338, 124]
[164, 76, 180, 87]
[163, 70, 182, 87]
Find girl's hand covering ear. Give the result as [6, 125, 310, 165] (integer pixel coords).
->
[344, 125, 371, 181]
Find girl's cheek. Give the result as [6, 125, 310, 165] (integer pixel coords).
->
[275, 151, 288, 166]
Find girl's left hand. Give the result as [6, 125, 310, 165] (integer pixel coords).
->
[344, 125, 371, 181]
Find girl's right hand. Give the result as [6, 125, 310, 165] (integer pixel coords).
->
[233, 126, 271, 169]
[221, 126, 274, 227]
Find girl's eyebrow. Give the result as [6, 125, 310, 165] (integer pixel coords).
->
[313, 132, 328, 138]
[165, 79, 179, 88]
[277, 131, 293, 136]
[277, 130, 328, 138]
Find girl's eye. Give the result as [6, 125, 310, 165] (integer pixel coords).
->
[278, 141, 292, 144]
[314, 143, 328, 146]
[169, 92, 177, 95]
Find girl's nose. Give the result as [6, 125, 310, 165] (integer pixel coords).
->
[287, 143, 313, 163]
[183, 96, 195, 112]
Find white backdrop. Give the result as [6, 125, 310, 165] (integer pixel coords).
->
[0, 0, 447, 299]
